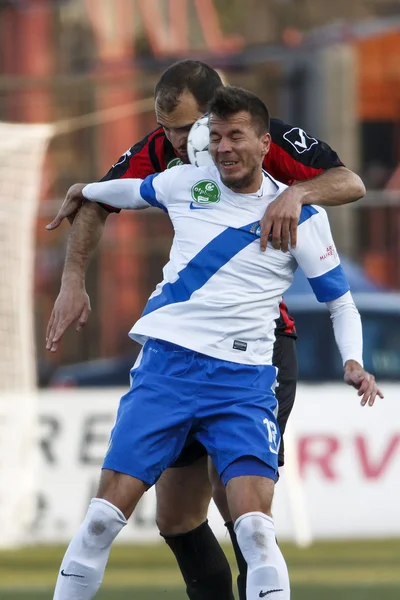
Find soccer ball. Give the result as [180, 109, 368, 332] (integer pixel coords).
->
[187, 115, 214, 168]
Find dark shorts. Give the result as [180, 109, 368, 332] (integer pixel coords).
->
[171, 334, 298, 469]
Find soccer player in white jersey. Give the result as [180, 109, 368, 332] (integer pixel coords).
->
[52, 86, 382, 600]
[47, 60, 368, 600]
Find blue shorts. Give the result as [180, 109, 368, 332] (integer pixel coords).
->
[103, 339, 280, 486]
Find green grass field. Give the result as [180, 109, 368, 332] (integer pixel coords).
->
[1, 539, 399, 599]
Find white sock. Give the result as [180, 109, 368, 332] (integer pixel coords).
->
[235, 511, 290, 600]
[53, 498, 127, 600]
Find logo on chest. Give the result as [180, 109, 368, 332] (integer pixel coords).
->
[190, 180, 221, 210]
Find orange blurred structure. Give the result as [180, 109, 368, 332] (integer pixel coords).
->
[356, 30, 400, 287]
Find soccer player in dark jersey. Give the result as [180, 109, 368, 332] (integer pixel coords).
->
[46, 61, 366, 600]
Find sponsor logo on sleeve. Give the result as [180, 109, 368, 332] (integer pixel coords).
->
[283, 127, 318, 154]
[320, 245, 338, 261]
[113, 148, 132, 167]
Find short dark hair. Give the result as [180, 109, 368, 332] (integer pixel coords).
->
[154, 60, 223, 113]
[208, 86, 270, 134]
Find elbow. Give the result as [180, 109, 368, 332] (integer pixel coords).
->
[352, 174, 366, 202]
[343, 168, 366, 202]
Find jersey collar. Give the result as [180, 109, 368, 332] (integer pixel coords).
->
[215, 169, 280, 204]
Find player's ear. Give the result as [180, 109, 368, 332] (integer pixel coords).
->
[261, 132, 271, 157]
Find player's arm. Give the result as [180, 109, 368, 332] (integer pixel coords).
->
[81, 175, 169, 211]
[260, 119, 366, 252]
[45, 197, 109, 352]
[46, 135, 162, 352]
[47, 171, 175, 350]
[290, 206, 383, 406]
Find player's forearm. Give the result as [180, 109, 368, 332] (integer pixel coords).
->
[326, 291, 363, 366]
[293, 167, 366, 207]
[61, 202, 108, 287]
[83, 179, 147, 210]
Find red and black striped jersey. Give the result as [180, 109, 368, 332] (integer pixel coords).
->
[100, 119, 344, 337]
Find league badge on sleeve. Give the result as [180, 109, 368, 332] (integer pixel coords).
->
[283, 127, 318, 154]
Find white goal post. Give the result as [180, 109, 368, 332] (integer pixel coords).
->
[0, 122, 53, 547]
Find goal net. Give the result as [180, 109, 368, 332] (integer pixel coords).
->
[0, 122, 53, 547]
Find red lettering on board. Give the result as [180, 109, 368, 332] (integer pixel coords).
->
[298, 435, 340, 479]
[355, 435, 400, 479]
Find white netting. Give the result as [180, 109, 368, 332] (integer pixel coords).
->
[0, 122, 53, 547]
[0, 123, 53, 391]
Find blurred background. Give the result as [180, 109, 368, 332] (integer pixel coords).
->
[0, 1, 400, 599]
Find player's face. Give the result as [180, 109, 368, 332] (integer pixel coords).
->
[209, 111, 270, 193]
[155, 91, 204, 162]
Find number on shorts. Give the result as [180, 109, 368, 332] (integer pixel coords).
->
[263, 418, 279, 455]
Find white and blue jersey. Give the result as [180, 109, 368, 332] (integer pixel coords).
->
[84, 164, 349, 365]
[83, 164, 360, 486]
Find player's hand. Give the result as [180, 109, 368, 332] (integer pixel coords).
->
[46, 183, 87, 230]
[46, 284, 91, 352]
[259, 187, 302, 252]
[343, 360, 384, 406]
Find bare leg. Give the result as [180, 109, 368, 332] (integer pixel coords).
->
[156, 456, 234, 600]
[156, 456, 211, 534]
[208, 457, 231, 522]
[226, 475, 274, 522]
[96, 468, 148, 517]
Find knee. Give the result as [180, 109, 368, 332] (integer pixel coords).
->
[81, 498, 127, 552]
[234, 511, 274, 566]
[155, 460, 212, 535]
[156, 501, 207, 536]
[156, 504, 183, 535]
